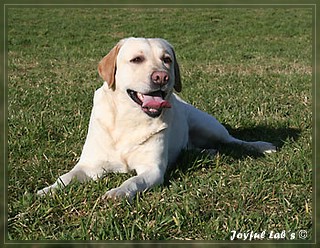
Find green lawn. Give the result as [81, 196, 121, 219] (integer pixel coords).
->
[7, 7, 313, 241]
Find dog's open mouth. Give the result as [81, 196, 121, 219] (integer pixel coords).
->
[127, 89, 171, 118]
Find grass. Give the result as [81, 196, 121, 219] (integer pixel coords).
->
[6, 7, 313, 241]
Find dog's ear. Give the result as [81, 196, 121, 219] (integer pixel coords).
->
[98, 43, 121, 90]
[172, 50, 182, 92]
[164, 43, 182, 93]
[162, 38, 182, 92]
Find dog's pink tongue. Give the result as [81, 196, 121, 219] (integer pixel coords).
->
[142, 95, 171, 109]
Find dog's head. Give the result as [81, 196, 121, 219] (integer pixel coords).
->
[98, 37, 181, 118]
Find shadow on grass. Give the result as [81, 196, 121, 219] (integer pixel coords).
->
[164, 124, 301, 185]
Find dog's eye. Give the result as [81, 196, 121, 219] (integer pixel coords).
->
[162, 56, 172, 64]
[130, 56, 145, 64]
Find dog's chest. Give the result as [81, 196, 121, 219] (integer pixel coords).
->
[96, 118, 168, 172]
[109, 116, 167, 149]
[86, 87, 170, 169]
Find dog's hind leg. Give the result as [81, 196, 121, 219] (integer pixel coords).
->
[186, 104, 276, 154]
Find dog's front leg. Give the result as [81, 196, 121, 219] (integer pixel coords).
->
[37, 162, 104, 196]
[102, 167, 165, 200]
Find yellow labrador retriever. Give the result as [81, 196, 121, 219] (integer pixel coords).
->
[37, 37, 276, 199]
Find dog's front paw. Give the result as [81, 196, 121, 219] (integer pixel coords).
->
[37, 186, 54, 196]
[102, 187, 134, 200]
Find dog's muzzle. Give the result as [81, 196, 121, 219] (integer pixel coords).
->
[127, 89, 171, 118]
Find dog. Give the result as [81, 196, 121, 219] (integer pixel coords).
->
[37, 37, 276, 199]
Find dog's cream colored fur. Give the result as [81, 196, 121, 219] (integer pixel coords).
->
[37, 37, 276, 199]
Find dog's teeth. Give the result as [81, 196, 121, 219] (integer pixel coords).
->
[137, 92, 144, 101]
[149, 108, 158, 112]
